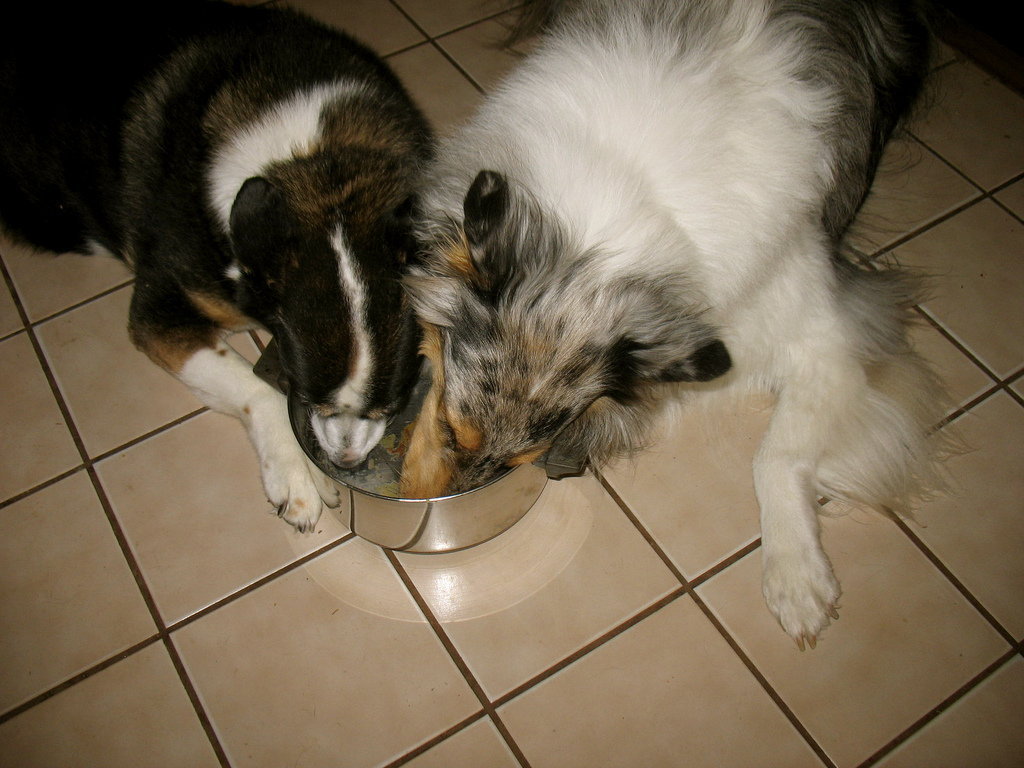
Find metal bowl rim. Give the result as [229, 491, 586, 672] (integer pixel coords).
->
[287, 390, 519, 505]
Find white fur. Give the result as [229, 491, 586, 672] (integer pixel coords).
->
[177, 340, 340, 532]
[206, 80, 368, 230]
[420, 0, 943, 646]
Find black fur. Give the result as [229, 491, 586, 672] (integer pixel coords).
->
[0, 0, 431, 416]
[1, 0, 433, 527]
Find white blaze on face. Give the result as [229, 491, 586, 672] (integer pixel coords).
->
[308, 227, 384, 468]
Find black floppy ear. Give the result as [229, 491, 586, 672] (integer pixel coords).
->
[229, 177, 296, 271]
[657, 338, 732, 382]
[463, 170, 511, 249]
[606, 332, 731, 402]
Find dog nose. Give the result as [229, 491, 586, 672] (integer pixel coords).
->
[332, 450, 368, 469]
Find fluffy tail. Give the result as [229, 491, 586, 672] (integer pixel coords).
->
[820, 262, 960, 515]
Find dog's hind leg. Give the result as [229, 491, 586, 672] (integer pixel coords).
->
[128, 289, 339, 532]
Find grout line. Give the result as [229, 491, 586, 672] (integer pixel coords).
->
[0, 530, 357, 727]
[0, 408, 208, 512]
[380, 711, 490, 768]
[164, 532, 357, 635]
[0, 464, 86, 512]
[0, 635, 163, 726]
[384, 549, 535, 768]
[161, 635, 232, 768]
[88, 408, 210, 463]
[386, 0, 510, 95]
[686, 591, 839, 768]
[0, 256, 233, 760]
[25, 278, 136, 328]
[855, 648, 1020, 768]
[890, 514, 1019, 648]
[490, 587, 688, 709]
[594, 471, 839, 768]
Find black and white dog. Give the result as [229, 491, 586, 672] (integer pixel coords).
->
[401, 0, 951, 647]
[0, 1, 431, 531]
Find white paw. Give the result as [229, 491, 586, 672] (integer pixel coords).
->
[260, 451, 329, 534]
[762, 549, 841, 650]
[305, 456, 342, 510]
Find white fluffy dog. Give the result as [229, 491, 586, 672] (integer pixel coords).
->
[401, 0, 951, 648]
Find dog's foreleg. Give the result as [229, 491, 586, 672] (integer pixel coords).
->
[130, 294, 339, 532]
[175, 338, 341, 531]
[753, 368, 850, 649]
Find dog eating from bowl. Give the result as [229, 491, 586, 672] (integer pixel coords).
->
[399, 0, 953, 649]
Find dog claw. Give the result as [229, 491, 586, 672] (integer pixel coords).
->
[796, 636, 805, 652]
[829, 606, 840, 621]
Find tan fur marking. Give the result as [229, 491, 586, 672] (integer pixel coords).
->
[419, 323, 445, 374]
[450, 416, 483, 452]
[400, 382, 453, 498]
[509, 446, 548, 467]
[187, 291, 254, 333]
[401, 321, 455, 498]
[439, 230, 477, 280]
[129, 322, 217, 375]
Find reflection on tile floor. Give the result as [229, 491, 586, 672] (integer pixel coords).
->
[1, 2, 1021, 766]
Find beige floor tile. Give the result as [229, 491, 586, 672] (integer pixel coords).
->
[910, 321, 993, 411]
[697, 510, 1009, 768]
[284, 0, 425, 55]
[298, 533, 425, 622]
[0, 333, 81, 501]
[387, 44, 485, 135]
[173, 545, 479, 768]
[35, 286, 203, 458]
[435, 17, 527, 92]
[499, 597, 821, 768]
[912, 392, 1024, 638]
[912, 60, 1024, 190]
[403, 718, 519, 768]
[397, 0, 506, 36]
[95, 411, 347, 625]
[892, 200, 1024, 377]
[850, 138, 979, 254]
[0, 472, 155, 713]
[602, 393, 771, 578]
[0, 643, 220, 768]
[0, 237, 132, 323]
[0, 278, 21, 338]
[994, 178, 1024, 218]
[399, 474, 679, 699]
[876, 656, 1024, 768]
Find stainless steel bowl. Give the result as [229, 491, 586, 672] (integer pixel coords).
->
[255, 339, 584, 553]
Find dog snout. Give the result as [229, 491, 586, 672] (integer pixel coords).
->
[309, 411, 387, 469]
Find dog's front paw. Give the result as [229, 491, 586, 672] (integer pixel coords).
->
[762, 550, 841, 650]
[261, 454, 329, 534]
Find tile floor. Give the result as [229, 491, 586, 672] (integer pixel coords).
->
[1, 1, 1022, 766]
